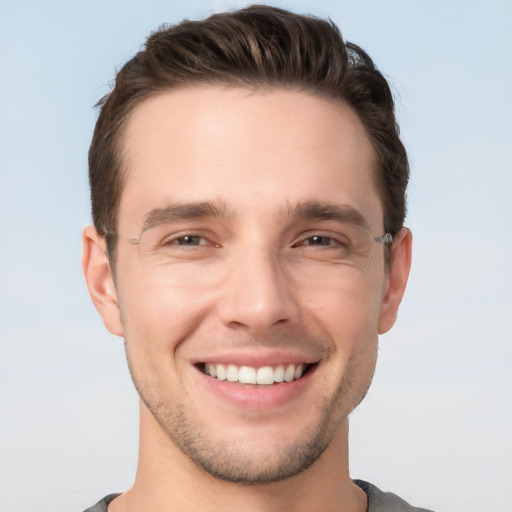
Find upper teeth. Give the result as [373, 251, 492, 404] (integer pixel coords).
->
[204, 363, 305, 384]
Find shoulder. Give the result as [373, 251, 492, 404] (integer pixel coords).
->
[354, 480, 437, 512]
[82, 493, 120, 512]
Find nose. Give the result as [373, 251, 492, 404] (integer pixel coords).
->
[216, 247, 300, 333]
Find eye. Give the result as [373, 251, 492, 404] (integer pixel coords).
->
[137, 225, 221, 260]
[153, 232, 220, 260]
[295, 234, 350, 249]
[300, 235, 341, 247]
[166, 234, 209, 247]
[291, 231, 356, 264]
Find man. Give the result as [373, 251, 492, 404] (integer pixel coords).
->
[82, 5, 432, 511]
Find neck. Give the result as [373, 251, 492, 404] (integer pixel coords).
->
[109, 402, 366, 512]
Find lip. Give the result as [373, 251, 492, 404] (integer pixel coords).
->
[192, 359, 318, 410]
[192, 348, 319, 368]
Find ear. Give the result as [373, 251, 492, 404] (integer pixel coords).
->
[378, 228, 412, 334]
[82, 225, 124, 337]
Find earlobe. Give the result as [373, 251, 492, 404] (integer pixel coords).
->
[377, 228, 412, 334]
[82, 225, 124, 337]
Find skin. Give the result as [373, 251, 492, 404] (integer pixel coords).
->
[83, 86, 412, 512]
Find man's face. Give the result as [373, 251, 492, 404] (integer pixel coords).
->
[89, 86, 405, 483]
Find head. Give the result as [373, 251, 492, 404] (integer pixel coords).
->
[88, 4, 409, 265]
[83, 5, 412, 486]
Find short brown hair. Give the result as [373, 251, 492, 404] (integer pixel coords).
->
[89, 4, 409, 259]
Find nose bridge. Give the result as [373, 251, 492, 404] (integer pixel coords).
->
[217, 242, 298, 331]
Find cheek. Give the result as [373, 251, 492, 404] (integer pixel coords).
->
[115, 260, 217, 357]
[301, 271, 383, 338]
[117, 277, 215, 402]
[301, 272, 382, 389]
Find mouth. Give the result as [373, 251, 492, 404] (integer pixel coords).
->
[198, 362, 316, 385]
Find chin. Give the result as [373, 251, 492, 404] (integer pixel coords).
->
[169, 420, 332, 485]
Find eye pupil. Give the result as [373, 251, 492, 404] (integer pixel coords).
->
[311, 236, 330, 246]
[179, 236, 199, 245]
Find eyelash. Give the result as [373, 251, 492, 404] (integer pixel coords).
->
[294, 234, 351, 249]
[161, 234, 214, 247]
[159, 232, 351, 250]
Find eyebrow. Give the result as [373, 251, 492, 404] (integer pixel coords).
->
[285, 201, 369, 228]
[138, 199, 368, 236]
[140, 200, 231, 234]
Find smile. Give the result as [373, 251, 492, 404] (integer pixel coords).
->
[201, 363, 313, 385]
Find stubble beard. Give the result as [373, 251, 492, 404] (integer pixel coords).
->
[125, 341, 376, 485]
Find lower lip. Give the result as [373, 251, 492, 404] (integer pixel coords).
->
[195, 365, 316, 410]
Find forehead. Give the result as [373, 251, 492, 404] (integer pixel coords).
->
[118, 86, 383, 232]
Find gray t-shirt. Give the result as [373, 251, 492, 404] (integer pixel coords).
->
[354, 480, 436, 511]
[82, 481, 436, 511]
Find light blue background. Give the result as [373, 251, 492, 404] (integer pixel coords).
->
[1, 1, 511, 511]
